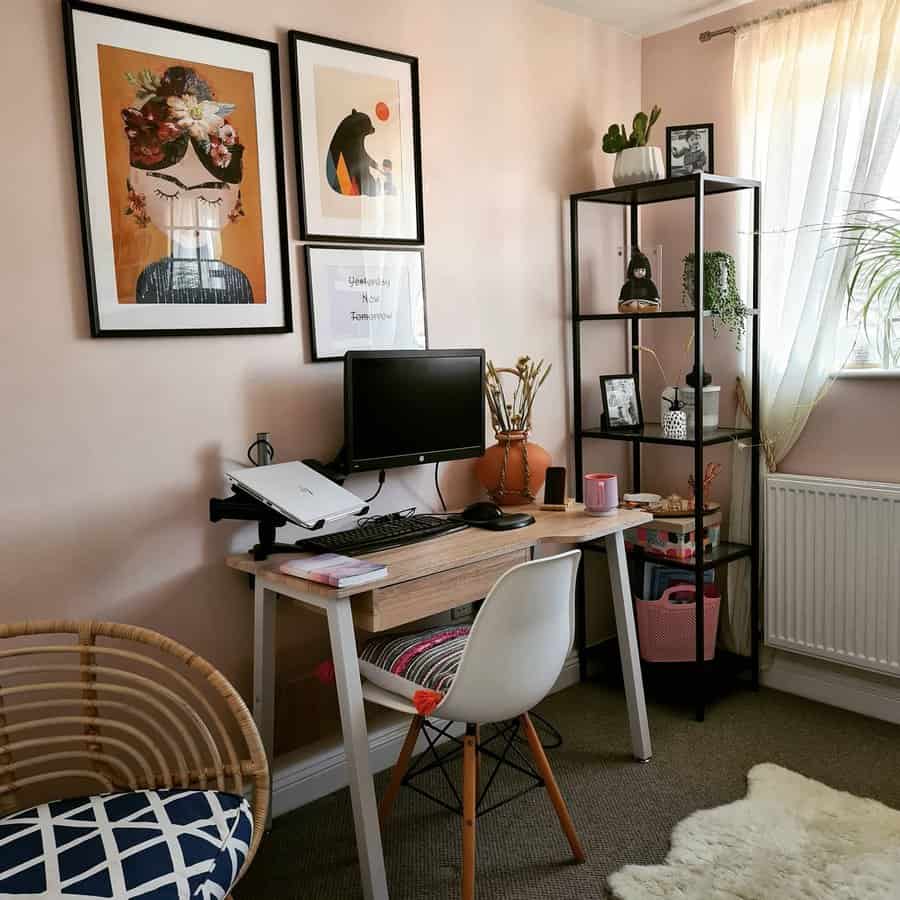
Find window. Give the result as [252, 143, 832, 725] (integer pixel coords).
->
[836, 138, 900, 372]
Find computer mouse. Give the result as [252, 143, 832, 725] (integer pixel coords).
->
[462, 500, 504, 524]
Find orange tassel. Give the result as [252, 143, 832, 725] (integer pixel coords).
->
[413, 689, 444, 716]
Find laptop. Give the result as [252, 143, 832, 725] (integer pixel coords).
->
[226, 461, 365, 529]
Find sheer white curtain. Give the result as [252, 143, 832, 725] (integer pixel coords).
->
[724, 0, 900, 656]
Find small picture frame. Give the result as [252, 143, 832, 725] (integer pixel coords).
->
[304, 245, 427, 361]
[600, 374, 643, 430]
[666, 123, 714, 178]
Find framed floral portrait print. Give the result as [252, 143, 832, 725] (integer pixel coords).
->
[63, 0, 292, 336]
[289, 31, 424, 245]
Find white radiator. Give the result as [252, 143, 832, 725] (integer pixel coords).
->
[765, 474, 900, 678]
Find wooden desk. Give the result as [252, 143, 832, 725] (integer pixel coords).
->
[227, 505, 652, 900]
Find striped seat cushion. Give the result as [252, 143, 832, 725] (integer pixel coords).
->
[359, 625, 471, 703]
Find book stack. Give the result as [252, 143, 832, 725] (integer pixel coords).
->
[642, 561, 714, 602]
[280, 554, 388, 588]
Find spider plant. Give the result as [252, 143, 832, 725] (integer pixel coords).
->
[830, 195, 900, 367]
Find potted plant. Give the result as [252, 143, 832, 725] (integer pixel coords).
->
[602, 106, 663, 186]
[830, 196, 900, 369]
[476, 357, 552, 505]
[681, 250, 751, 349]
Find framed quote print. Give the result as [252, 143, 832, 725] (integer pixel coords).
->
[304, 246, 427, 361]
[63, 0, 292, 336]
[289, 31, 424, 245]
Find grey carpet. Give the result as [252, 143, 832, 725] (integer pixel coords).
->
[235, 683, 900, 899]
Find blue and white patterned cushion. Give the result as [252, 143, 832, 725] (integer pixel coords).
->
[0, 789, 252, 899]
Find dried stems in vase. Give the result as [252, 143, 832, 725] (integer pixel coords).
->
[484, 356, 551, 435]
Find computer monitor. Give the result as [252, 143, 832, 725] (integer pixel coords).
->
[344, 349, 485, 472]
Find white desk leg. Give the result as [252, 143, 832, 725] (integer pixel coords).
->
[605, 530, 652, 762]
[327, 596, 389, 900]
[253, 581, 276, 827]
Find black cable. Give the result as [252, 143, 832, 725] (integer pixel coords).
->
[246, 438, 275, 467]
[365, 469, 386, 503]
[434, 462, 447, 512]
[522, 711, 563, 750]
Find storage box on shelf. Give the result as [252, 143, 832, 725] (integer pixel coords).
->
[625, 510, 722, 560]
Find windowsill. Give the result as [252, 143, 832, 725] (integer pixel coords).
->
[832, 368, 900, 379]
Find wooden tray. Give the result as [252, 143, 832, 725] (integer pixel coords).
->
[648, 501, 720, 518]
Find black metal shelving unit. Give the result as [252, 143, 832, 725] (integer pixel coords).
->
[569, 172, 761, 722]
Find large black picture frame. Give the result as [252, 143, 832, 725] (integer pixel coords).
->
[289, 30, 424, 245]
[63, 0, 292, 337]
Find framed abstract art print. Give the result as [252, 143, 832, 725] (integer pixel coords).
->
[289, 31, 424, 244]
[63, 0, 292, 336]
[304, 246, 427, 361]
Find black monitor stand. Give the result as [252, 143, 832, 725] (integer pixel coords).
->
[302, 447, 348, 485]
[209, 488, 311, 561]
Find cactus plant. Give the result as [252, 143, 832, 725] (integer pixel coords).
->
[602, 106, 662, 154]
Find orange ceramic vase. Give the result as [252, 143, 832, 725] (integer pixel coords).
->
[475, 431, 551, 506]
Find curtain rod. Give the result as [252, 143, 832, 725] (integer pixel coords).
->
[699, 0, 843, 42]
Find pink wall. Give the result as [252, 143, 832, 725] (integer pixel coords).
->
[640, 0, 900, 503]
[0, 0, 639, 750]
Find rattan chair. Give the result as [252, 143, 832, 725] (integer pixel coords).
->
[0, 620, 269, 898]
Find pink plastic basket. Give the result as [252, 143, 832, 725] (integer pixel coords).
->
[635, 583, 720, 663]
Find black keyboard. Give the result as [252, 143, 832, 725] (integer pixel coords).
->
[300, 513, 468, 556]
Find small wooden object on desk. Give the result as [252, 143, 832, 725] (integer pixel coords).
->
[540, 497, 575, 511]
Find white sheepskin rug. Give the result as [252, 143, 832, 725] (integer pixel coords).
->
[608, 763, 900, 899]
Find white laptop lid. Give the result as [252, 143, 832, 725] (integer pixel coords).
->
[226, 461, 365, 529]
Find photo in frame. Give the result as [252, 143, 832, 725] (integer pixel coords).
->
[599, 374, 644, 430]
[63, 0, 291, 336]
[289, 31, 424, 244]
[304, 246, 427, 361]
[666, 123, 715, 178]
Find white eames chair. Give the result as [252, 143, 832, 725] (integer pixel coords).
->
[359, 550, 585, 900]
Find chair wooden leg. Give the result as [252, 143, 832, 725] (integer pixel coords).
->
[462, 724, 478, 900]
[519, 713, 586, 863]
[475, 724, 481, 783]
[379, 715, 423, 826]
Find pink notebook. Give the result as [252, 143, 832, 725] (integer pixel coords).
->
[279, 553, 388, 588]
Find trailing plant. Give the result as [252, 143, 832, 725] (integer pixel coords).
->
[829, 195, 900, 368]
[602, 106, 662, 154]
[484, 356, 551, 434]
[681, 250, 750, 348]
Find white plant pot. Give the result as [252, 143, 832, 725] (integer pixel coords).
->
[612, 146, 665, 187]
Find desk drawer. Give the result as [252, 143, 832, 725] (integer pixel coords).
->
[354, 549, 529, 632]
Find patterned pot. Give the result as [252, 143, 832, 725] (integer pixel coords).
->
[475, 431, 551, 506]
[612, 146, 665, 186]
[662, 409, 688, 440]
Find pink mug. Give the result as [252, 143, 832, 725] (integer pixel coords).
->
[584, 473, 619, 517]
